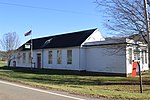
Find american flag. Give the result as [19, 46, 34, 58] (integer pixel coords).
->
[24, 30, 32, 36]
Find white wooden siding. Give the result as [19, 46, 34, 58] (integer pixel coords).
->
[85, 46, 126, 74]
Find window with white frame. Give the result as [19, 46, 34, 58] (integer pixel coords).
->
[67, 50, 72, 64]
[142, 51, 144, 64]
[17, 53, 20, 64]
[145, 51, 147, 64]
[134, 49, 140, 61]
[28, 52, 31, 64]
[128, 48, 132, 64]
[57, 50, 62, 64]
[23, 53, 26, 63]
[48, 51, 53, 64]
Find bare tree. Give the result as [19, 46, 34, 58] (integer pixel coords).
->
[95, 0, 147, 38]
[95, 0, 150, 67]
[0, 32, 20, 66]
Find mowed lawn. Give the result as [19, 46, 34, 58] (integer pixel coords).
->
[0, 61, 7, 67]
[0, 64, 150, 99]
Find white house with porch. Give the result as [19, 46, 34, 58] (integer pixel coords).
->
[11, 28, 149, 76]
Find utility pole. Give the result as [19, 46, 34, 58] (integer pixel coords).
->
[143, 0, 150, 68]
[137, 61, 143, 93]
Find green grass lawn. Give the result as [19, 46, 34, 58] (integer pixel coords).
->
[0, 61, 7, 67]
[0, 65, 149, 99]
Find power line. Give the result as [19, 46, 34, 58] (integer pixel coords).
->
[0, 1, 98, 16]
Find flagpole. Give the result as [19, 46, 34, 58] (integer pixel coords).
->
[31, 29, 33, 69]
[24, 29, 33, 69]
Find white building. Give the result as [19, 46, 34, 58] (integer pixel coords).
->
[11, 28, 149, 76]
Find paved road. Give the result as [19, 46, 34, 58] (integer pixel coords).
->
[0, 80, 105, 100]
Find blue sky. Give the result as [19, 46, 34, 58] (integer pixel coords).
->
[0, 0, 107, 45]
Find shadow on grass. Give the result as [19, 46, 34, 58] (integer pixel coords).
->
[14, 76, 150, 86]
[0, 66, 82, 75]
[0, 66, 150, 86]
[0, 66, 126, 76]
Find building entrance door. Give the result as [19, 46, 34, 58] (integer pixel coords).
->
[37, 53, 41, 68]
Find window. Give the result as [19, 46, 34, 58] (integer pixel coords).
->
[142, 51, 144, 64]
[67, 50, 72, 64]
[23, 53, 26, 63]
[145, 51, 147, 64]
[57, 50, 62, 64]
[17, 53, 20, 64]
[48, 51, 53, 64]
[134, 49, 140, 61]
[128, 48, 132, 64]
[28, 52, 31, 63]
